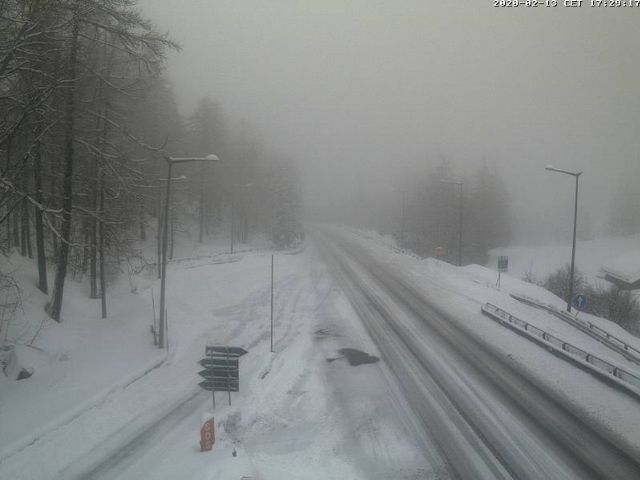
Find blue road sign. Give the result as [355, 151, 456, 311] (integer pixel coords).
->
[573, 294, 587, 311]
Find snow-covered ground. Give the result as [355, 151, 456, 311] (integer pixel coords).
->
[488, 233, 640, 285]
[2, 226, 640, 479]
[0, 233, 437, 480]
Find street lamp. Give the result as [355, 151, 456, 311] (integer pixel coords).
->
[158, 154, 221, 348]
[545, 165, 583, 312]
[440, 179, 464, 266]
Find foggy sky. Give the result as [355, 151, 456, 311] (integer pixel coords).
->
[138, 0, 640, 244]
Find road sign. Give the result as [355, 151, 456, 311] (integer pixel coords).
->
[198, 369, 239, 380]
[199, 346, 247, 407]
[497, 256, 509, 273]
[573, 293, 587, 311]
[199, 379, 239, 392]
[205, 346, 248, 357]
[200, 417, 215, 451]
[198, 375, 239, 385]
[198, 368, 239, 379]
[199, 358, 239, 369]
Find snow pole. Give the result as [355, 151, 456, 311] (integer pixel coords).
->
[270, 254, 274, 353]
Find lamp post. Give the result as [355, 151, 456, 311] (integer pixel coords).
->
[158, 154, 221, 348]
[545, 165, 583, 312]
[440, 179, 464, 266]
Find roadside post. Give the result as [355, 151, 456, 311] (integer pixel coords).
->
[497, 256, 508, 287]
[200, 417, 215, 451]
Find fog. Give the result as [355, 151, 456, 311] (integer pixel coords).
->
[138, 0, 640, 245]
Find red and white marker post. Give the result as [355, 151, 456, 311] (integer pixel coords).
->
[200, 417, 215, 451]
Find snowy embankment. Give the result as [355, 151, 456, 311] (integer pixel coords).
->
[0, 236, 277, 478]
[488, 233, 640, 285]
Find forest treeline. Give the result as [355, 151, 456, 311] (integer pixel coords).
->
[0, 0, 300, 322]
[396, 159, 512, 265]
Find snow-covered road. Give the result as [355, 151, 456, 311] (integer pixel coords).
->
[49, 240, 443, 480]
[315, 228, 640, 479]
[4, 228, 640, 480]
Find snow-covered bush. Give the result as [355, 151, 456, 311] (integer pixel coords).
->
[543, 264, 640, 334]
[543, 264, 587, 304]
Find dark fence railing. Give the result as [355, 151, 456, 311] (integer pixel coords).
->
[481, 302, 640, 401]
[510, 292, 640, 366]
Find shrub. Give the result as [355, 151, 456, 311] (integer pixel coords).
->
[543, 264, 587, 304]
[588, 283, 640, 333]
[542, 265, 640, 334]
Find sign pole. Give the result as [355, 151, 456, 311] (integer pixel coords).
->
[270, 254, 274, 353]
[226, 347, 231, 406]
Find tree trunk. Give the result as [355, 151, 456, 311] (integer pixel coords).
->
[20, 201, 29, 257]
[5, 205, 11, 250]
[47, 13, 79, 322]
[156, 183, 162, 278]
[25, 203, 32, 258]
[89, 159, 98, 299]
[20, 148, 31, 257]
[12, 209, 20, 248]
[33, 145, 47, 292]
[139, 203, 146, 240]
[98, 166, 107, 318]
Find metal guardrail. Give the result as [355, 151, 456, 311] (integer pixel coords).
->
[510, 292, 640, 366]
[481, 303, 640, 401]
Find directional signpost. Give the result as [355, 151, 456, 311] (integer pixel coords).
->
[198, 346, 247, 409]
[205, 346, 248, 356]
[199, 358, 239, 369]
[199, 379, 239, 392]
